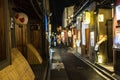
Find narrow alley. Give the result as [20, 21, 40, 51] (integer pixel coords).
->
[1, 0, 120, 80]
[49, 47, 117, 80]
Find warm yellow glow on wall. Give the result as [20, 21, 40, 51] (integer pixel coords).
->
[73, 44, 76, 48]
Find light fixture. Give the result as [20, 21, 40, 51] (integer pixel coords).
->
[61, 31, 64, 37]
[71, 15, 73, 18]
[68, 30, 72, 37]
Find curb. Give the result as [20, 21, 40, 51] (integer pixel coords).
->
[74, 53, 118, 80]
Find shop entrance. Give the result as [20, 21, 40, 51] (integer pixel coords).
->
[106, 19, 113, 63]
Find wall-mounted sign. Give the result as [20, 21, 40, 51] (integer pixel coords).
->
[82, 22, 88, 45]
[98, 14, 104, 22]
[113, 26, 120, 49]
[116, 5, 120, 21]
[83, 11, 90, 24]
[90, 32, 94, 46]
[76, 16, 81, 30]
[30, 25, 40, 30]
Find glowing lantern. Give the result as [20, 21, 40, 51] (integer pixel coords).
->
[68, 30, 72, 37]
[14, 12, 28, 25]
[61, 31, 64, 37]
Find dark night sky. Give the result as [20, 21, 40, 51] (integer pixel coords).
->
[50, 0, 64, 31]
[49, 0, 74, 32]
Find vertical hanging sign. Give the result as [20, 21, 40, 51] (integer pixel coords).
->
[45, 15, 48, 32]
[113, 26, 120, 49]
[82, 22, 86, 45]
[90, 31, 94, 46]
[116, 5, 120, 21]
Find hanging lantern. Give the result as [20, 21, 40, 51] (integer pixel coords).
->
[14, 12, 28, 25]
[68, 30, 72, 37]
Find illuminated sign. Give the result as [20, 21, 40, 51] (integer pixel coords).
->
[83, 11, 90, 24]
[90, 32, 94, 46]
[98, 14, 104, 22]
[113, 26, 120, 49]
[116, 5, 120, 20]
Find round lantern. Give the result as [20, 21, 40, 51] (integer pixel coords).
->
[14, 12, 28, 25]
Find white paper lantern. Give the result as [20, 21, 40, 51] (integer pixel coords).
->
[14, 12, 28, 25]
